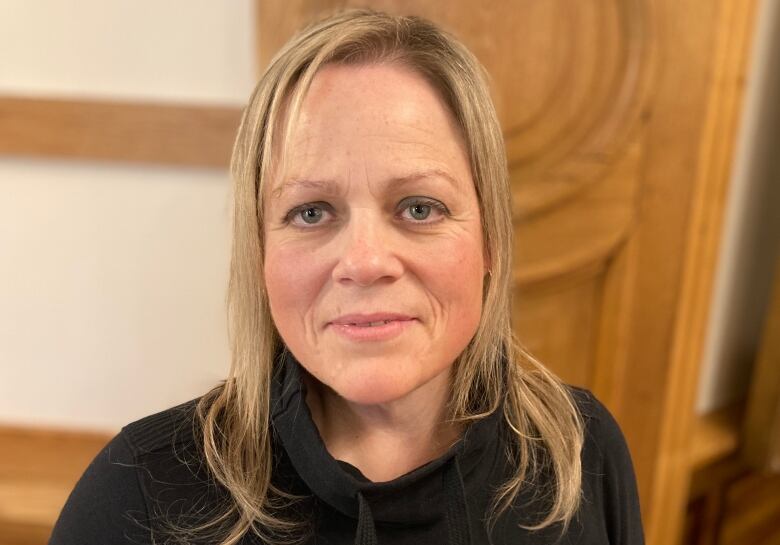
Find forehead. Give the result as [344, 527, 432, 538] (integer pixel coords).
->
[266, 63, 471, 198]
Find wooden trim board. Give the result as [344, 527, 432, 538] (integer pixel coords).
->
[646, 0, 758, 542]
[0, 424, 112, 533]
[0, 96, 242, 168]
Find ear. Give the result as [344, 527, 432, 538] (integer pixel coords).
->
[483, 243, 492, 277]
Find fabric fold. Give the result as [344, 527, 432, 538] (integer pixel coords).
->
[270, 347, 500, 543]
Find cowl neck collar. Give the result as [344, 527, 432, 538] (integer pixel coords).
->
[269, 347, 503, 533]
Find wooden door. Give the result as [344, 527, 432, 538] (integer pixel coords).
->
[257, 2, 758, 544]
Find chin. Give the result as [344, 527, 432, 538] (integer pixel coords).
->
[326, 358, 448, 407]
[335, 380, 412, 406]
[327, 368, 413, 405]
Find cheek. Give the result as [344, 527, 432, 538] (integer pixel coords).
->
[422, 234, 485, 321]
[264, 242, 324, 322]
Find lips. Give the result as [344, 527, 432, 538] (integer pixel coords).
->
[330, 313, 415, 326]
[328, 313, 416, 342]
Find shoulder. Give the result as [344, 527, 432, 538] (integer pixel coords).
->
[121, 396, 202, 455]
[49, 397, 209, 545]
[119, 396, 223, 516]
[567, 386, 629, 457]
[566, 386, 640, 484]
[566, 386, 646, 544]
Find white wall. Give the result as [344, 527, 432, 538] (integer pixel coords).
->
[696, 0, 780, 412]
[0, 0, 255, 104]
[0, 0, 255, 432]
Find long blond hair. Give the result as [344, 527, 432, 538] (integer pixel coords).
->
[168, 9, 583, 545]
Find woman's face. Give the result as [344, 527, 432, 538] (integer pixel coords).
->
[263, 63, 488, 406]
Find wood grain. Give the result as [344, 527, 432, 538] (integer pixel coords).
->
[0, 425, 112, 544]
[0, 96, 242, 167]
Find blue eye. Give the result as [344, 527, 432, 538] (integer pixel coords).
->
[283, 198, 449, 229]
[400, 198, 449, 224]
[299, 206, 323, 224]
[408, 203, 431, 220]
[284, 202, 331, 227]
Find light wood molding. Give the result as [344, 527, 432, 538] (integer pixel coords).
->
[744, 254, 780, 472]
[648, 0, 759, 542]
[0, 424, 112, 541]
[0, 96, 242, 167]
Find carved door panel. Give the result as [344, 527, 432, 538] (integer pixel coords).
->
[257, 2, 758, 544]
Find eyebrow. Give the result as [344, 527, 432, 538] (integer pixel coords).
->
[271, 168, 462, 200]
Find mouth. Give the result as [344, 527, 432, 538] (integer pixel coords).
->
[345, 320, 400, 328]
[328, 313, 417, 341]
[330, 313, 415, 325]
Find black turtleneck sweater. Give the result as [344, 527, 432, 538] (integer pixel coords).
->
[49, 350, 645, 544]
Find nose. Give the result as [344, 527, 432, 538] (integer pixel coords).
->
[331, 210, 404, 286]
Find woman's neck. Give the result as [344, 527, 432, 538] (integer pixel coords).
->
[304, 370, 463, 482]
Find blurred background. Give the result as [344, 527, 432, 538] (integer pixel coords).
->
[0, 1, 778, 544]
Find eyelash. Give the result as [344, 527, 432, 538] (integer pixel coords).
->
[282, 197, 450, 229]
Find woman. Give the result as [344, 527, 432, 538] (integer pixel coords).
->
[50, 9, 644, 545]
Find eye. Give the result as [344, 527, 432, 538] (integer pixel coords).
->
[409, 203, 431, 220]
[399, 197, 449, 224]
[284, 202, 332, 227]
[299, 206, 323, 224]
[282, 198, 449, 229]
